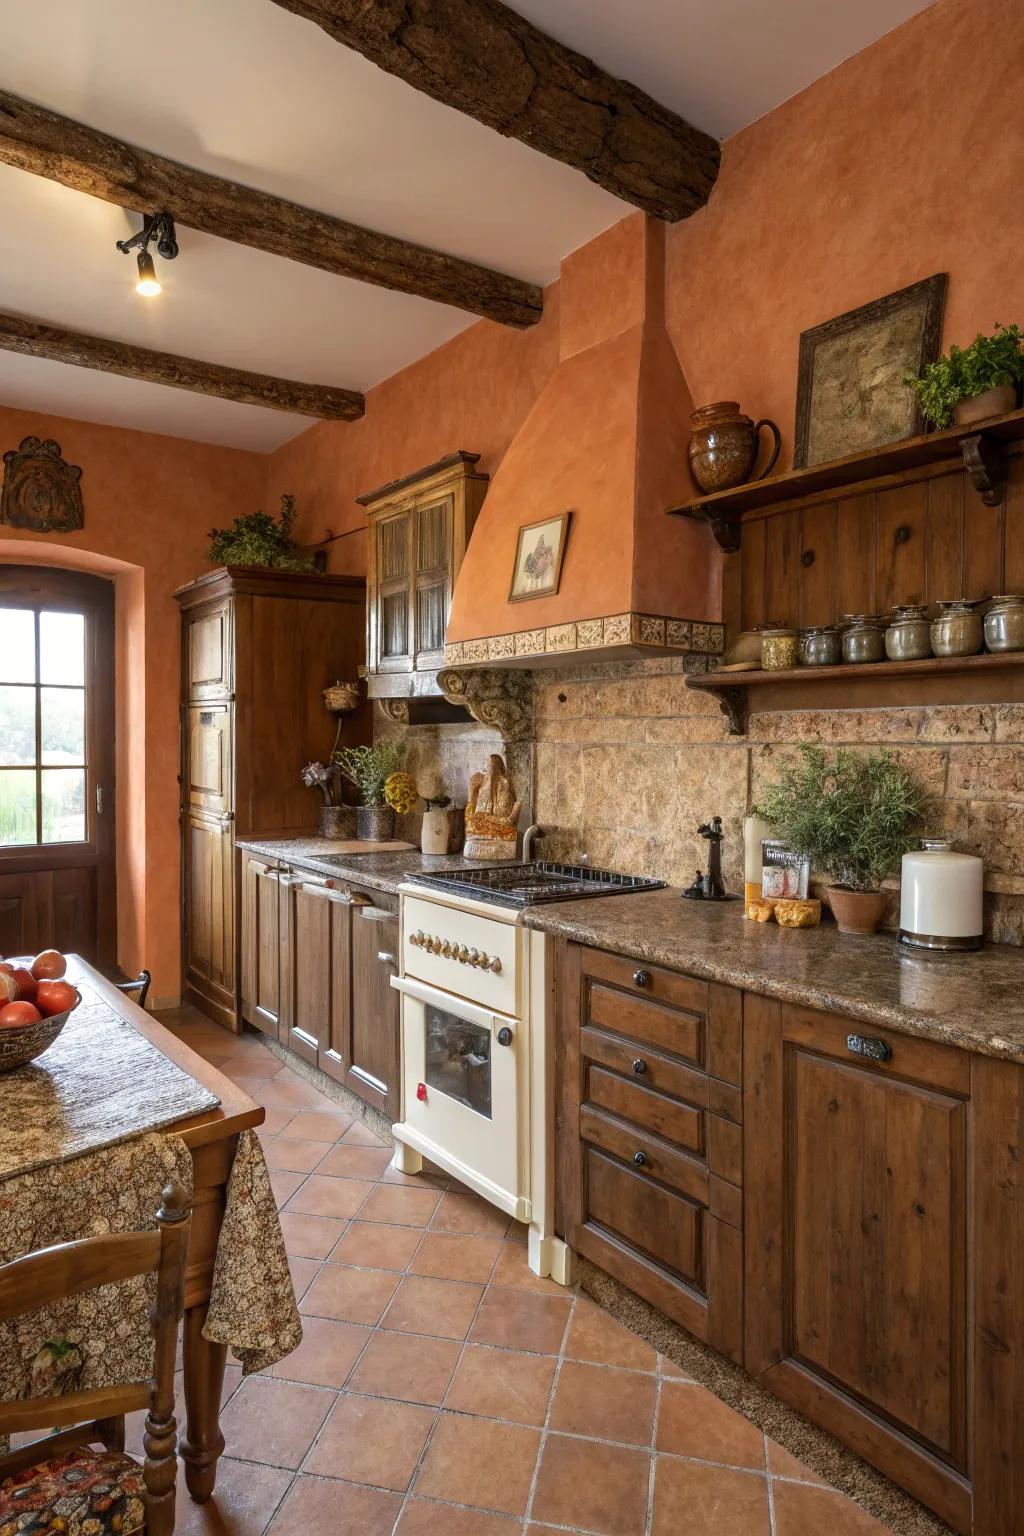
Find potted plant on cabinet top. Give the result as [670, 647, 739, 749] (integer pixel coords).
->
[207, 493, 316, 571]
[333, 742, 413, 841]
[904, 322, 1024, 429]
[755, 745, 928, 935]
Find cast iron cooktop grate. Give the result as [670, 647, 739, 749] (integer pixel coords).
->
[406, 861, 665, 908]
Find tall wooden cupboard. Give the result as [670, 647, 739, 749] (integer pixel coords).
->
[175, 566, 369, 1029]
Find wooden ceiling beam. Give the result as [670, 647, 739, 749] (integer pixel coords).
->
[269, 0, 720, 221]
[0, 312, 366, 421]
[0, 90, 542, 328]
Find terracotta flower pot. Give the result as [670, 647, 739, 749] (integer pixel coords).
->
[825, 886, 888, 936]
[953, 383, 1017, 426]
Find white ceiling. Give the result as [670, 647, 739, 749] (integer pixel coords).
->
[0, 0, 933, 451]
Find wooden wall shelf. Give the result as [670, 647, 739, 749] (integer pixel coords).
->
[668, 406, 1024, 551]
[686, 652, 1024, 735]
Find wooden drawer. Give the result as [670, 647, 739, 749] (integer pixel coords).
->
[580, 1105, 709, 1206]
[588, 981, 703, 1067]
[587, 1064, 704, 1154]
[581, 946, 709, 1017]
[585, 1147, 703, 1288]
[582, 1024, 708, 1107]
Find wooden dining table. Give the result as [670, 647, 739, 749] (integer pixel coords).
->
[10, 956, 264, 1503]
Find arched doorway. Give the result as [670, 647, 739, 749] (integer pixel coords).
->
[0, 564, 116, 965]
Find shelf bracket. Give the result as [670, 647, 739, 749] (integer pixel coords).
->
[670, 504, 741, 553]
[959, 431, 1007, 507]
[710, 684, 748, 737]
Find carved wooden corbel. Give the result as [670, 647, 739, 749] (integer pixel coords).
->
[711, 685, 748, 737]
[375, 699, 410, 725]
[436, 667, 534, 742]
[958, 431, 1006, 507]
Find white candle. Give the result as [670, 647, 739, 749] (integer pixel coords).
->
[743, 814, 772, 904]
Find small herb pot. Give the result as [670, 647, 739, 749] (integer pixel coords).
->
[826, 886, 889, 936]
[800, 626, 842, 667]
[761, 627, 799, 671]
[885, 605, 932, 662]
[984, 594, 1024, 653]
[842, 617, 885, 664]
[931, 600, 983, 657]
[357, 803, 396, 842]
[953, 383, 1017, 426]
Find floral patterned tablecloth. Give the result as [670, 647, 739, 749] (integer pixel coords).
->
[0, 1128, 301, 1405]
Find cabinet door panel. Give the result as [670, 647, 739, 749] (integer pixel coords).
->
[347, 898, 400, 1112]
[281, 879, 335, 1064]
[184, 814, 234, 1000]
[585, 1148, 702, 1284]
[186, 704, 232, 815]
[187, 604, 232, 696]
[239, 854, 281, 1039]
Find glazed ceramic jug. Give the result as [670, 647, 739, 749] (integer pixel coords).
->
[688, 402, 782, 494]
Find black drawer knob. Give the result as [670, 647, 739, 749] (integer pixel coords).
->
[632, 1058, 647, 1075]
[496, 1026, 513, 1046]
[633, 969, 650, 988]
[633, 1150, 647, 1167]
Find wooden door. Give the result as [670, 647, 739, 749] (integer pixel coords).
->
[744, 996, 972, 1534]
[239, 854, 283, 1039]
[182, 812, 235, 1026]
[413, 493, 453, 674]
[369, 510, 414, 677]
[279, 873, 346, 1066]
[329, 890, 400, 1114]
[186, 599, 233, 697]
[0, 566, 116, 965]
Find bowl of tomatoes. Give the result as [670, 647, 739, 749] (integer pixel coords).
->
[0, 950, 80, 1072]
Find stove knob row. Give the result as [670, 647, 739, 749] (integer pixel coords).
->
[407, 930, 500, 974]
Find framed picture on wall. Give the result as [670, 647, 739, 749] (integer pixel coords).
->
[508, 512, 571, 603]
[793, 273, 947, 468]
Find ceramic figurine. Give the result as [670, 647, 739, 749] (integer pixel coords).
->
[464, 754, 521, 861]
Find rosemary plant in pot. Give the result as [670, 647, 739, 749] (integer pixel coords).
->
[755, 746, 928, 935]
[904, 323, 1024, 429]
[333, 742, 414, 841]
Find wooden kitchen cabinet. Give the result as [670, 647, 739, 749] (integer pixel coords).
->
[323, 892, 400, 1114]
[239, 854, 283, 1040]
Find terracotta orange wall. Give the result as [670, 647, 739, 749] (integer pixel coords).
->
[666, 0, 1024, 472]
[0, 404, 265, 1003]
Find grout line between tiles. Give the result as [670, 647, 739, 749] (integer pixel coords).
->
[521, 1291, 577, 1530]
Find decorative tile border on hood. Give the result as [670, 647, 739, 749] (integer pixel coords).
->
[444, 611, 724, 667]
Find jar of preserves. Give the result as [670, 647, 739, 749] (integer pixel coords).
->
[885, 605, 932, 661]
[842, 615, 886, 664]
[800, 626, 842, 666]
[983, 595, 1024, 653]
[931, 600, 983, 657]
[760, 627, 799, 671]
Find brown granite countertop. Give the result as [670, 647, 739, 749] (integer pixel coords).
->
[235, 833, 476, 896]
[522, 889, 1024, 1062]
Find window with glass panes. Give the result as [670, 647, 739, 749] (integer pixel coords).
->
[0, 606, 88, 847]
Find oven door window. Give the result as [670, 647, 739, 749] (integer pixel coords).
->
[424, 1003, 492, 1119]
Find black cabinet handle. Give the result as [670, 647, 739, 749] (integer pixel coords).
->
[633, 969, 649, 988]
[496, 1026, 513, 1046]
[847, 1033, 892, 1063]
[633, 1150, 647, 1167]
[632, 1058, 647, 1075]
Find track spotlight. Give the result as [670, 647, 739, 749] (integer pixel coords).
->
[117, 213, 178, 298]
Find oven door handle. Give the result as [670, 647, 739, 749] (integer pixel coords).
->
[390, 973, 512, 1035]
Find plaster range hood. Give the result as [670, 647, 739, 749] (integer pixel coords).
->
[442, 214, 725, 677]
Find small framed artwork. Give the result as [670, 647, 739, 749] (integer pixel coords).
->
[508, 512, 571, 603]
[793, 273, 947, 468]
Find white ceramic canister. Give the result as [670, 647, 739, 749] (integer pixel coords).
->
[898, 838, 983, 951]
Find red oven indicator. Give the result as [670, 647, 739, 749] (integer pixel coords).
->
[416, 1082, 428, 1102]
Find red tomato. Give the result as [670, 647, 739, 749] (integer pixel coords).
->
[35, 980, 78, 1018]
[0, 1000, 42, 1027]
[0, 973, 17, 1006]
[8, 967, 38, 1002]
[31, 949, 67, 981]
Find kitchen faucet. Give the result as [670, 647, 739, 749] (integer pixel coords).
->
[523, 823, 544, 862]
[681, 815, 736, 901]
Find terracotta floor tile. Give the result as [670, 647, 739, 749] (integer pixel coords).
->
[506, 1219, 530, 1245]
[172, 1456, 292, 1536]
[318, 1142, 395, 1180]
[469, 1287, 571, 1355]
[257, 1107, 297, 1137]
[532, 1434, 651, 1536]
[300, 1262, 401, 1325]
[348, 1328, 462, 1406]
[303, 1391, 436, 1490]
[410, 1231, 503, 1283]
[651, 1457, 770, 1535]
[414, 1412, 541, 1516]
[656, 1381, 766, 1469]
[398, 1498, 522, 1534]
[343, 1120, 388, 1145]
[445, 1343, 556, 1426]
[286, 1254, 322, 1301]
[331, 1219, 424, 1271]
[381, 1166, 449, 1189]
[254, 1076, 323, 1110]
[384, 1273, 484, 1339]
[564, 1297, 657, 1372]
[489, 1241, 571, 1295]
[266, 1473, 402, 1536]
[772, 1480, 893, 1534]
[228, 1074, 275, 1100]
[658, 1352, 693, 1380]
[265, 1314, 371, 1388]
[218, 1375, 334, 1469]
[278, 1211, 348, 1259]
[766, 1439, 829, 1485]
[286, 1108, 355, 1141]
[429, 1191, 512, 1237]
[262, 1136, 331, 1174]
[549, 1358, 657, 1445]
[285, 1173, 375, 1219]
[360, 1183, 443, 1226]
[268, 1169, 305, 1208]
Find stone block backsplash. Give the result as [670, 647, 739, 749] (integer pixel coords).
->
[375, 657, 1024, 945]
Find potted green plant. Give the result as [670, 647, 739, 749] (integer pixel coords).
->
[333, 742, 409, 841]
[755, 745, 928, 935]
[904, 323, 1024, 429]
[207, 494, 316, 570]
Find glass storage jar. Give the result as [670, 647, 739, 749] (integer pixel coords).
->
[931, 600, 983, 657]
[800, 626, 842, 666]
[842, 615, 886, 664]
[761, 627, 800, 671]
[885, 605, 932, 661]
[984, 595, 1024, 653]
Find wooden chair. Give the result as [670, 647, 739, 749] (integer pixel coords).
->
[0, 1180, 191, 1536]
[115, 970, 152, 1011]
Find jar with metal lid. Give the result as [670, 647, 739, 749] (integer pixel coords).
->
[842, 615, 885, 664]
[931, 599, 983, 657]
[800, 626, 842, 667]
[761, 627, 799, 671]
[885, 604, 932, 662]
[984, 594, 1024, 653]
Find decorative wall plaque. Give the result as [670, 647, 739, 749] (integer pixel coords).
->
[1, 437, 84, 532]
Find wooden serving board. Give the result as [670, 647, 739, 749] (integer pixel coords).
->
[310, 839, 415, 854]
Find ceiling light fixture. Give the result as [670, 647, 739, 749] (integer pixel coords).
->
[116, 212, 178, 298]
